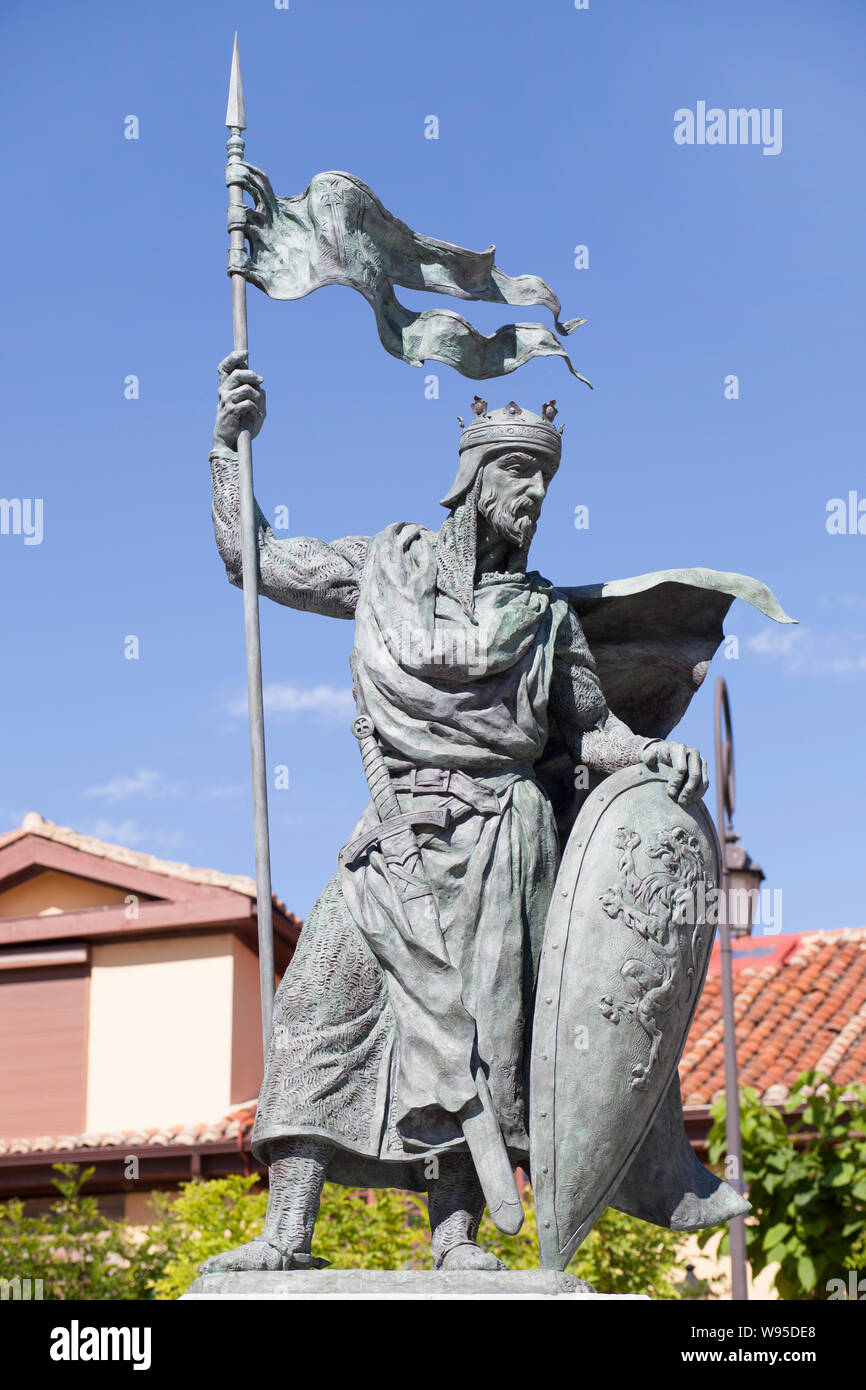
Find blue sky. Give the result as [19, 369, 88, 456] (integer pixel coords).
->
[1, 0, 864, 934]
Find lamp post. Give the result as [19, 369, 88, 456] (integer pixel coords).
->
[714, 677, 765, 1302]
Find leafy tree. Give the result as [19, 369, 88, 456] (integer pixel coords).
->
[701, 1070, 866, 1299]
[571, 1207, 685, 1298]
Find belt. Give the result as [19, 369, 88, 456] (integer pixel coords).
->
[338, 767, 500, 867]
[390, 766, 501, 816]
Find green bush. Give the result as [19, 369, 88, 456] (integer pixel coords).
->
[148, 1178, 430, 1298]
[0, 1163, 691, 1299]
[149, 1173, 683, 1299]
[479, 1187, 684, 1298]
[702, 1070, 866, 1299]
[0, 1164, 165, 1301]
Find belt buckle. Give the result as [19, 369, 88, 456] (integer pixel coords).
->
[411, 767, 450, 795]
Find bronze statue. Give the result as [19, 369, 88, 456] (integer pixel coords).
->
[202, 366, 789, 1274]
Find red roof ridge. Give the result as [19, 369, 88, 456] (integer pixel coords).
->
[0, 812, 299, 925]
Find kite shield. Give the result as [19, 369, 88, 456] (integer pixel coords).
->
[530, 763, 723, 1270]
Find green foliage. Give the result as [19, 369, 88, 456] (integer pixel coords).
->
[0, 1164, 163, 1300]
[1, 1164, 692, 1300]
[312, 1184, 429, 1270]
[150, 1176, 431, 1297]
[702, 1070, 866, 1300]
[571, 1206, 685, 1298]
[146, 1174, 268, 1300]
[479, 1184, 684, 1298]
[150, 1174, 686, 1296]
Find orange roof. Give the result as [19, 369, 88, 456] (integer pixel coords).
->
[680, 927, 866, 1106]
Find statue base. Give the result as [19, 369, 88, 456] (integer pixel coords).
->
[183, 1270, 649, 1300]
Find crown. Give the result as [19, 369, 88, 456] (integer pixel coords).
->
[456, 397, 563, 457]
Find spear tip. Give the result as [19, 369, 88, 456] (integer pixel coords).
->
[225, 32, 246, 131]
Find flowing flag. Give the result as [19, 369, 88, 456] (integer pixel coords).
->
[227, 164, 591, 384]
[221, 34, 589, 1058]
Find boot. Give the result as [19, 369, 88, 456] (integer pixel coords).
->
[428, 1153, 507, 1271]
[200, 1137, 331, 1274]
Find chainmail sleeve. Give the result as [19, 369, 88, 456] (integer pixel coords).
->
[549, 601, 653, 773]
[210, 447, 368, 619]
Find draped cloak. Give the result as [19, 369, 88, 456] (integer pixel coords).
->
[252, 523, 579, 1184]
[248, 521, 794, 1194]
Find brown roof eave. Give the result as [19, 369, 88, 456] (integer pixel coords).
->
[0, 1140, 264, 1200]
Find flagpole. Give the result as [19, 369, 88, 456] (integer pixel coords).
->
[225, 34, 275, 1058]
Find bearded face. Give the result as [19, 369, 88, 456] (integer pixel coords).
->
[477, 449, 558, 551]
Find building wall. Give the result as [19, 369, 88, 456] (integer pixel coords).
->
[0, 870, 130, 919]
[0, 962, 89, 1136]
[230, 937, 265, 1105]
[85, 934, 237, 1133]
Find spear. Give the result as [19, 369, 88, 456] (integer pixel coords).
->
[225, 34, 275, 1057]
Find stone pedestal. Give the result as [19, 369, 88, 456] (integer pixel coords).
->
[183, 1269, 649, 1300]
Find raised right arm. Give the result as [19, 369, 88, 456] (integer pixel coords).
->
[210, 351, 368, 620]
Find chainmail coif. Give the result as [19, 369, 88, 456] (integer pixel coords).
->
[435, 469, 484, 620]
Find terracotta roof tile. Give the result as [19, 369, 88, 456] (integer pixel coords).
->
[680, 928, 866, 1102]
[0, 1103, 258, 1158]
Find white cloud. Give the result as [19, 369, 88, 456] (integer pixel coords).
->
[84, 818, 185, 853]
[747, 625, 866, 677]
[225, 683, 355, 721]
[82, 768, 179, 803]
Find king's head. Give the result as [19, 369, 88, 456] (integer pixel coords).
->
[441, 398, 564, 553]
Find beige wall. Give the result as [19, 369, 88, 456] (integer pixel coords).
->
[678, 1230, 779, 1300]
[0, 869, 129, 919]
[86, 934, 243, 1132]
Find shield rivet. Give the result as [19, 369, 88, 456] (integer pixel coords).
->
[561, 888, 568, 897]
[542, 1166, 549, 1174]
[545, 997, 553, 1004]
[544, 1220, 550, 1228]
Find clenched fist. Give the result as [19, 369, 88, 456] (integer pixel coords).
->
[213, 349, 266, 452]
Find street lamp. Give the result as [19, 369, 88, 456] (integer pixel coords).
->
[724, 836, 765, 939]
[713, 677, 764, 1301]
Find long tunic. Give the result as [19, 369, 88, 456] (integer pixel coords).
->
[210, 452, 650, 1188]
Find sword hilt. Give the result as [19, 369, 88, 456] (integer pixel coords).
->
[350, 715, 427, 890]
[352, 715, 401, 823]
